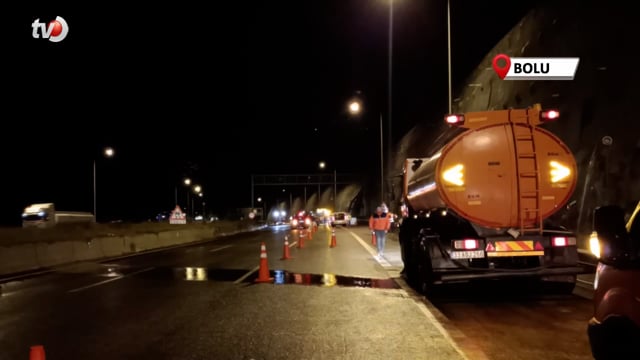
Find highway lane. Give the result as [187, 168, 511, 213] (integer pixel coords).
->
[0, 224, 468, 360]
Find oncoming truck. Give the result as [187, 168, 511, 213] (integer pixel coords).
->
[399, 105, 583, 293]
[22, 203, 95, 228]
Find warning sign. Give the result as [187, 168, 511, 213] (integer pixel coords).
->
[170, 205, 187, 224]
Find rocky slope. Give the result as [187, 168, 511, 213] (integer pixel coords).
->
[391, 3, 639, 233]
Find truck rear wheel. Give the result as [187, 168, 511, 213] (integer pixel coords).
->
[415, 234, 437, 295]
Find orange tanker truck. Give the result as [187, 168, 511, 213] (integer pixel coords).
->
[399, 104, 583, 293]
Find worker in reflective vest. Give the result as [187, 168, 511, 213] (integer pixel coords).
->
[369, 206, 391, 259]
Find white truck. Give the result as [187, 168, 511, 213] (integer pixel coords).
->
[22, 203, 95, 228]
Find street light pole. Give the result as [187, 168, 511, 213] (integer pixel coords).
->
[387, 0, 393, 202]
[93, 160, 97, 220]
[380, 113, 384, 204]
[92, 147, 114, 222]
[333, 169, 337, 211]
[447, 0, 452, 114]
[251, 175, 254, 209]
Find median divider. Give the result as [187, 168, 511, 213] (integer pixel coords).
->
[0, 221, 264, 277]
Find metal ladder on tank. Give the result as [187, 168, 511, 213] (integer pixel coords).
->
[514, 123, 544, 236]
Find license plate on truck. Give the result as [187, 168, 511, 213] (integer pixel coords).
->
[450, 250, 485, 259]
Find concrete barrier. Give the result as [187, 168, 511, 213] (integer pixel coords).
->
[0, 221, 263, 277]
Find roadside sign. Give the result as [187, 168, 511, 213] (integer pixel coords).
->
[170, 205, 187, 224]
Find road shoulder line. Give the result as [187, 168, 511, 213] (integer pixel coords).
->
[234, 266, 259, 284]
[68, 267, 154, 293]
[344, 227, 489, 360]
[342, 228, 392, 267]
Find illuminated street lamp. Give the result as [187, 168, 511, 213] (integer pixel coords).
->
[198, 193, 203, 198]
[347, 97, 384, 204]
[318, 161, 337, 210]
[348, 100, 361, 115]
[193, 185, 202, 194]
[93, 147, 115, 221]
[175, 178, 193, 207]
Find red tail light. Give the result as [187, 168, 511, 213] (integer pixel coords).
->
[541, 110, 560, 121]
[453, 239, 479, 250]
[445, 114, 464, 125]
[551, 236, 576, 246]
[552, 237, 567, 246]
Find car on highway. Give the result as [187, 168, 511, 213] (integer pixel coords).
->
[330, 212, 351, 227]
[587, 202, 640, 360]
[291, 211, 313, 229]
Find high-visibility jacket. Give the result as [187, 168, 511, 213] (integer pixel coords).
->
[369, 213, 391, 231]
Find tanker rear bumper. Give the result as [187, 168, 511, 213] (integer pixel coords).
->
[434, 266, 585, 283]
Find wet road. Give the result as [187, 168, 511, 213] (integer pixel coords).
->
[425, 280, 594, 360]
[0, 225, 467, 360]
[344, 225, 596, 360]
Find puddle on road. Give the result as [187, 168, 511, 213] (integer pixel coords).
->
[251, 270, 401, 289]
[139, 267, 400, 289]
[137, 267, 250, 282]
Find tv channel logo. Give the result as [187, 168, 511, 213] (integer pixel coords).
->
[492, 54, 579, 80]
[32, 16, 69, 43]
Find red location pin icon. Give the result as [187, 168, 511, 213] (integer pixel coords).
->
[492, 54, 511, 80]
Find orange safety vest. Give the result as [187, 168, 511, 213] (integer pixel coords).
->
[369, 213, 391, 231]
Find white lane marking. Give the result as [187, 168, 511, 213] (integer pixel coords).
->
[344, 229, 484, 360]
[68, 267, 154, 293]
[288, 241, 298, 248]
[0, 269, 54, 283]
[233, 266, 259, 284]
[343, 229, 392, 267]
[209, 244, 233, 252]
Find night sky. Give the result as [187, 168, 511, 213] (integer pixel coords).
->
[2, 1, 536, 225]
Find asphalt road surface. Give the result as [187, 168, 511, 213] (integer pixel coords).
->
[426, 280, 593, 360]
[0, 225, 466, 360]
[0, 225, 595, 360]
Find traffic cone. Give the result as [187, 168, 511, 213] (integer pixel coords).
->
[255, 242, 273, 283]
[298, 231, 305, 248]
[330, 228, 337, 248]
[371, 231, 377, 246]
[281, 236, 292, 260]
[307, 229, 313, 240]
[30, 345, 45, 360]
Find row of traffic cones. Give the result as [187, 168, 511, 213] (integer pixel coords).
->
[254, 225, 338, 283]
